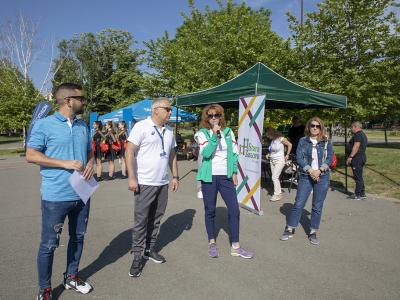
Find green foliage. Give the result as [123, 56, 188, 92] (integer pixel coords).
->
[0, 61, 38, 131]
[144, 0, 294, 100]
[52, 29, 145, 114]
[287, 0, 400, 123]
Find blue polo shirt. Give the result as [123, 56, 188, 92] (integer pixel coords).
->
[27, 111, 91, 201]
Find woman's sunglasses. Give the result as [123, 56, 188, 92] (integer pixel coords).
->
[208, 113, 222, 119]
[310, 124, 321, 129]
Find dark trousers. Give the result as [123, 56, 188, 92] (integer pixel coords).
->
[131, 184, 168, 256]
[351, 156, 366, 196]
[38, 199, 90, 289]
[201, 175, 240, 243]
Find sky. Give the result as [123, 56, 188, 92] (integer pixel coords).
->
[1, 0, 322, 91]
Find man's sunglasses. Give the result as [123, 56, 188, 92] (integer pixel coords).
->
[310, 124, 321, 129]
[156, 106, 172, 112]
[208, 114, 222, 119]
[65, 95, 86, 102]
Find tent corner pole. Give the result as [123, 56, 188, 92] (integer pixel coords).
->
[175, 102, 179, 135]
[344, 108, 349, 194]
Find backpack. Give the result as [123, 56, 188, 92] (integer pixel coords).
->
[324, 141, 338, 169]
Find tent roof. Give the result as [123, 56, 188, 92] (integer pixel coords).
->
[98, 99, 197, 123]
[176, 62, 347, 109]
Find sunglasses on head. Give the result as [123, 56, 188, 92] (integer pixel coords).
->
[65, 95, 86, 102]
[208, 113, 222, 119]
[310, 124, 321, 129]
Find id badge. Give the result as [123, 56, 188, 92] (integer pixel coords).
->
[160, 151, 167, 158]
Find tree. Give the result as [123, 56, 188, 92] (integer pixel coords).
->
[287, 0, 400, 123]
[0, 14, 42, 134]
[0, 61, 36, 132]
[144, 0, 295, 100]
[52, 29, 144, 114]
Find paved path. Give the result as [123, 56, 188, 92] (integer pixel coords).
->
[0, 157, 399, 299]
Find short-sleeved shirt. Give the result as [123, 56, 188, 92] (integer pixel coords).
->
[269, 137, 285, 161]
[348, 130, 368, 158]
[27, 111, 91, 201]
[127, 117, 177, 186]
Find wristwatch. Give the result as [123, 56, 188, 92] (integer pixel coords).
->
[173, 176, 180, 180]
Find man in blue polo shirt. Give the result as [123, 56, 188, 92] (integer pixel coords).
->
[27, 83, 94, 300]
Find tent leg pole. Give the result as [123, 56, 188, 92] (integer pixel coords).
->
[175, 106, 179, 135]
[344, 109, 348, 195]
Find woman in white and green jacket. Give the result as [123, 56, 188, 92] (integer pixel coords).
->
[196, 104, 254, 259]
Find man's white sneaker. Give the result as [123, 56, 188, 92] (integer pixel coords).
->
[197, 190, 203, 199]
[63, 274, 92, 294]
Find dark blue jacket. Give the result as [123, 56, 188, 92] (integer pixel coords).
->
[296, 136, 333, 174]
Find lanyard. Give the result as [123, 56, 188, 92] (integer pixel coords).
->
[154, 125, 166, 154]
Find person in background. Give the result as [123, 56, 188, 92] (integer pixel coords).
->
[346, 121, 368, 200]
[196, 103, 254, 259]
[104, 121, 117, 180]
[117, 121, 128, 179]
[287, 116, 305, 155]
[265, 127, 292, 202]
[280, 117, 333, 245]
[92, 121, 105, 181]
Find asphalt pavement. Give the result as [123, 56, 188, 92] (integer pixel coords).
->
[0, 157, 399, 300]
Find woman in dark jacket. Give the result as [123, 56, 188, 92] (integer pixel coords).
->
[280, 117, 333, 245]
[117, 121, 128, 178]
[104, 121, 117, 180]
[92, 121, 105, 181]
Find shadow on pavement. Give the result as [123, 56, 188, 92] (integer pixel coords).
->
[280, 203, 311, 234]
[155, 209, 196, 252]
[53, 229, 132, 299]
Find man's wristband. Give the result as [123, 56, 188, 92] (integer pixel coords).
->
[173, 176, 180, 180]
[349, 155, 353, 158]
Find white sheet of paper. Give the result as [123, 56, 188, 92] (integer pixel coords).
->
[68, 171, 99, 204]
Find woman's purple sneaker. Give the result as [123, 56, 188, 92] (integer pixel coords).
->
[230, 247, 254, 259]
[208, 243, 218, 258]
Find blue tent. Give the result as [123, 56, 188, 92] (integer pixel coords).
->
[98, 99, 197, 123]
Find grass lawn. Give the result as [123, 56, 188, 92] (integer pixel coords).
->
[0, 148, 25, 156]
[331, 144, 400, 199]
[0, 135, 23, 144]
[363, 129, 400, 141]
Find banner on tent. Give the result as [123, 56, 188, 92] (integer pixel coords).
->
[236, 95, 266, 215]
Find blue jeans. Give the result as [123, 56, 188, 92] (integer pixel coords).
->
[287, 173, 329, 230]
[201, 175, 240, 243]
[38, 199, 90, 289]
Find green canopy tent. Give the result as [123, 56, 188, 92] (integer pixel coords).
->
[176, 62, 347, 108]
[175, 62, 350, 191]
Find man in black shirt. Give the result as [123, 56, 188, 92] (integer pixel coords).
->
[287, 116, 305, 155]
[347, 121, 368, 200]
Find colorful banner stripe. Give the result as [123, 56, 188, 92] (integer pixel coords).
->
[237, 163, 259, 211]
[239, 97, 262, 143]
[241, 177, 261, 207]
[238, 96, 257, 128]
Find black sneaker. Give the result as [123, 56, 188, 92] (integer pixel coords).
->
[129, 255, 143, 277]
[308, 232, 320, 245]
[280, 226, 295, 241]
[360, 194, 367, 200]
[95, 176, 104, 182]
[63, 274, 92, 294]
[37, 287, 52, 300]
[349, 194, 362, 200]
[143, 249, 166, 263]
